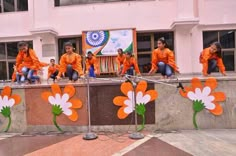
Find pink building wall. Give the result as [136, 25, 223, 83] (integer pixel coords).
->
[0, 0, 236, 78]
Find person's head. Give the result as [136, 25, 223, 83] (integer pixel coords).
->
[87, 51, 93, 59]
[210, 42, 222, 57]
[117, 48, 123, 55]
[125, 51, 133, 59]
[50, 59, 55, 65]
[64, 42, 73, 54]
[157, 37, 168, 50]
[18, 41, 29, 52]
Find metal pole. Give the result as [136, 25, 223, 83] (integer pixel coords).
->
[83, 76, 98, 140]
[129, 78, 144, 140]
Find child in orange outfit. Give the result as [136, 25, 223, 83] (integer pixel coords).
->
[116, 48, 126, 75]
[200, 42, 226, 76]
[47, 59, 60, 82]
[57, 42, 83, 82]
[15, 41, 43, 84]
[85, 51, 99, 77]
[148, 37, 179, 78]
[121, 51, 141, 76]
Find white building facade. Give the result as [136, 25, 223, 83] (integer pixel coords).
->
[0, 0, 236, 80]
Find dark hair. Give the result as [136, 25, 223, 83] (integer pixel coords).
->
[18, 41, 30, 56]
[87, 51, 93, 55]
[50, 59, 55, 62]
[212, 42, 222, 57]
[158, 37, 168, 48]
[64, 41, 73, 47]
[117, 48, 123, 53]
[126, 51, 133, 56]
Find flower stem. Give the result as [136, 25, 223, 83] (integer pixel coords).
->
[4, 116, 11, 132]
[193, 111, 198, 130]
[137, 114, 145, 132]
[53, 114, 63, 132]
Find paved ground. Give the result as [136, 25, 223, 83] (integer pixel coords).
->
[0, 129, 235, 156]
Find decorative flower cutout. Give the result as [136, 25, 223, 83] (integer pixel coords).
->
[41, 84, 82, 132]
[113, 80, 158, 131]
[180, 77, 226, 129]
[0, 86, 21, 132]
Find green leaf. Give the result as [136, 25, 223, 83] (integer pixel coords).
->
[52, 105, 62, 116]
[1, 106, 11, 117]
[135, 104, 146, 116]
[193, 100, 205, 112]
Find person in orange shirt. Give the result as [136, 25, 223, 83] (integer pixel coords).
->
[56, 42, 83, 82]
[148, 37, 179, 78]
[200, 42, 226, 76]
[47, 59, 60, 82]
[121, 51, 141, 76]
[15, 41, 43, 84]
[85, 51, 99, 77]
[116, 48, 126, 75]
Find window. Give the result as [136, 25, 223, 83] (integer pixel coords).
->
[55, 0, 152, 6]
[137, 32, 174, 73]
[203, 30, 236, 71]
[0, 0, 28, 13]
[58, 37, 82, 59]
[0, 41, 33, 80]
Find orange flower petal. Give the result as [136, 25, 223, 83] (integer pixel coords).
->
[211, 92, 226, 102]
[121, 82, 133, 96]
[51, 84, 61, 96]
[63, 85, 75, 98]
[113, 96, 128, 106]
[68, 109, 78, 121]
[191, 78, 202, 90]
[11, 94, 21, 105]
[205, 77, 217, 91]
[117, 107, 129, 119]
[1, 86, 11, 97]
[69, 99, 82, 108]
[209, 102, 223, 115]
[179, 86, 192, 98]
[145, 90, 158, 101]
[136, 80, 147, 94]
[41, 91, 53, 102]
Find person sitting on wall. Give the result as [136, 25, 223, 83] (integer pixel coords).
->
[85, 51, 99, 78]
[116, 48, 126, 75]
[11, 64, 23, 84]
[148, 37, 179, 78]
[199, 42, 226, 76]
[15, 41, 45, 84]
[56, 42, 83, 83]
[47, 58, 60, 83]
[121, 51, 141, 76]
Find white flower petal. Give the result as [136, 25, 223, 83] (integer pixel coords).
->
[136, 92, 143, 104]
[63, 108, 72, 116]
[187, 91, 197, 101]
[124, 106, 133, 114]
[2, 96, 8, 106]
[136, 91, 151, 104]
[8, 99, 15, 107]
[61, 94, 69, 103]
[48, 96, 56, 105]
[202, 87, 211, 96]
[204, 102, 216, 110]
[195, 88, 202, 96]
[55, 94, 62, 105]
[124, 99, 134, 108]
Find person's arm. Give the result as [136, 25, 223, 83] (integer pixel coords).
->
[93, 57, 99, 74]
[217, 58, 226, 76]
[75, 54, 84, 76]
[16, 52, 23, 69]
[167, 50, 179, 72]
[201, 49, 210, 76]
[132, 58, 141, 75]
[57, 55, 66, 78]
[149, 50, 158, 74]
[116, 56, 121, 71]
[29, 49, 41, 70]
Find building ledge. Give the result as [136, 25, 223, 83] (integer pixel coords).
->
[171, 18, 199, 30]
[30, 27, 58, 36]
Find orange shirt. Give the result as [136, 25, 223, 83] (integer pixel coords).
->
[116, 54, 126, 71]
[86, 56, 98, 72]
[121, 57, 140, 75]
[150, 48, 179, 72]
[48, 64, 60, 78]
[200, 47, 225, 75]
[16, 49, 41, 70]
[58, 52, 83, 76]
